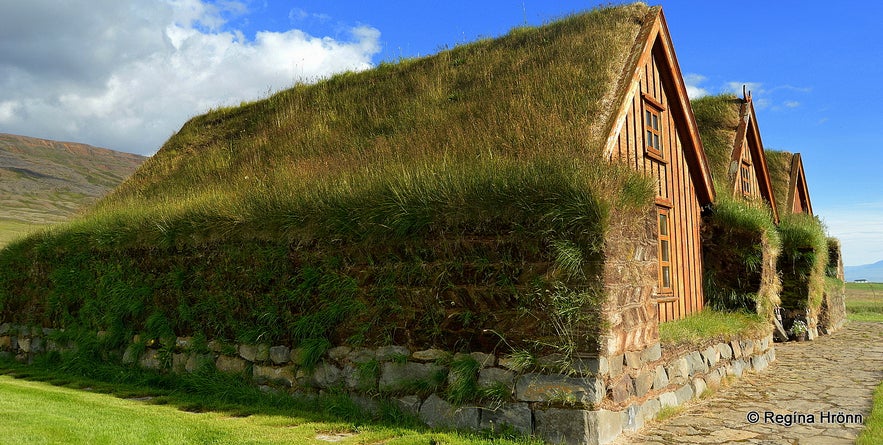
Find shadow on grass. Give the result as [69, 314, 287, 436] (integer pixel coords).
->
[0, 352, 540, 445]
[0, 353, 399, 427]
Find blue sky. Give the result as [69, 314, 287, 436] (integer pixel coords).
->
[0, 1, 879, 266]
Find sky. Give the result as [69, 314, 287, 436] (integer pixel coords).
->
[0, 0, 880, 266]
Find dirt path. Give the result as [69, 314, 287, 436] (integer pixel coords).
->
[614, 321, 883, 444]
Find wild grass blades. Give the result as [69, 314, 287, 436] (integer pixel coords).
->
[764, 149, 797, 218]
[658, 309, 770, 348]
[445, 355, 481, 405]
[690, 94, 743, 187]
[701, 196, 781, 320]
[776, 213, 828, 313]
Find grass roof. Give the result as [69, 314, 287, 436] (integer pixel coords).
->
[691, 94, 742, 194]
[89, 3, 657, 237]
[765, 149, 795, 217]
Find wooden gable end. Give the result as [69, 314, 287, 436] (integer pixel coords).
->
[604, 9, 714, 322]
[729, 97, 780, 223]
[789, 153, 813, 215]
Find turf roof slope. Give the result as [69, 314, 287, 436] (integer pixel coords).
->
[765, 149, 795, 218]
[691, 94, 742, 195]
[0, 4, 658, 355]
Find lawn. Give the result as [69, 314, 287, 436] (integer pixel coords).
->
[0, 363, 537, 445]
[845, 282, 883, 323]
[846, 282, 883, 444]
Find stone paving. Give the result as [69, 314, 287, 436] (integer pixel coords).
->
[613, 321, 883, 444]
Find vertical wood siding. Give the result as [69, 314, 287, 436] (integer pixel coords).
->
[610, 51, 703, 322]
[738, 138, 762, 199]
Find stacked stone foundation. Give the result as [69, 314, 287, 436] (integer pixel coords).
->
[0, 322, 774, 445]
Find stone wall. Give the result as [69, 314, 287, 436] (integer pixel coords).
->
[600, 208, 659, 356]
[0, 322, 774, 445]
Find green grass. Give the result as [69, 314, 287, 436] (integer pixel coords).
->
[0, 219, 40, 248]
[658, 309, 770, 348]
[776, 213, 828, 313]
[701, 197, 781, 319]
[858, 381, 883, 445]
[0, 375, 539, 445]
[764, 150, 795, 219]
[0, 358, 540, 445]
[845, 282, 883, 322]
[690, 94, 742, 188]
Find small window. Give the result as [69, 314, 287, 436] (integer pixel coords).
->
[642, 94, 665, 161]
[740, 162, 751, 196]
[656, 206, 673, 294]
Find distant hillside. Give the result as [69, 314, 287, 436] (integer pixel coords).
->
[0, 133, 145, 243]
[845, 260, 883, 282]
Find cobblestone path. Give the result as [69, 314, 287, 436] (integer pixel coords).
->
[614, 321, 883, 444]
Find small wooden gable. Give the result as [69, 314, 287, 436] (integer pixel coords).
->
[766, 150, 813, 217]
[692, 93, 780, 223]
[604, 7, 715, 322]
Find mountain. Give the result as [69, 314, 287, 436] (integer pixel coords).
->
[0, 133, 145, 244]
[845, 260, 883, 282]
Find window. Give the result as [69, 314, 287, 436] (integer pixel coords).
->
[740, 162, 751, 196]
[642, 94, 665, 161]
[656, 206, 673, 295]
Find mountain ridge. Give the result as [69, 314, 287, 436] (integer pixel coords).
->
[0, 132, 145, 244]
[845, 260, 883, 282]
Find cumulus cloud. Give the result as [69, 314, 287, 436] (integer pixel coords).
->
[683, 73, 708, 99]
[0, 0, 381, 154]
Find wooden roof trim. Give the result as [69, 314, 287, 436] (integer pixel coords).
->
[728, 100, 751, 194]
[602, 7, 715, 206]
[789, 153, 813, 215]
[741, 99, 780, 224]
[603, 7, 660, 159]
[652, 9, 715, 205]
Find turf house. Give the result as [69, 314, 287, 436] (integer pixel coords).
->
[765, 149, 846, 338]
[690, 93, 783, 328]
[0, 4, 789, 444]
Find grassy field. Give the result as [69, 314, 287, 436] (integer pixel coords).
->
[0, 220, 40, 248]
[846, 282, 883, 444]
[845, 282, 883, 322]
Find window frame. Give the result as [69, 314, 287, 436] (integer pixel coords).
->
[655, 205, 674, 297]
[740, 161, 752, 196]
[642, 93, 666, 163]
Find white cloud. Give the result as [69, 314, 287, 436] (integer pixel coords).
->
[0, 101, 19, 123]
[0, 0, 381, 154]
[683, 73, 708, 99]
[784, 101, 800, 108]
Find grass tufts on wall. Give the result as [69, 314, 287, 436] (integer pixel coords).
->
[701, 197, 781, 320]
[776, 213, 828, 315]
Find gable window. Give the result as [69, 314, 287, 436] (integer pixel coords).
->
[740, 161, 752, 196]
[656, 206, 673, 295]
[642, 94, 665, 162]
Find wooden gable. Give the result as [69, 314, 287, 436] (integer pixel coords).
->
[788, 153, 813, 215]
[766, 149, 813, 217]
[728, 95, 780, 223]
[604, 8, 715, 322]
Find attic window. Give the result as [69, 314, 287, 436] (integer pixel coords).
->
[740, 161, 752, 196]
[642, 94, 665, 162]
[656, 205, 673, 295]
